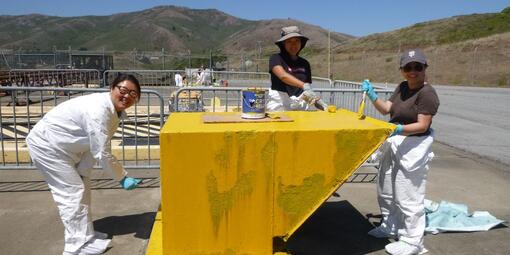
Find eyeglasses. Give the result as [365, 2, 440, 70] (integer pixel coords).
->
[116, 85, 138, 99]
[402, 63, 425, 73]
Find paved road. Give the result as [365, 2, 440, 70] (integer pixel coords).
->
[377, 83, 510, 167]
[432, 86, 510, 166]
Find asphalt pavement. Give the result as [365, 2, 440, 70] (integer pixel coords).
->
[1, 141, 509, 255]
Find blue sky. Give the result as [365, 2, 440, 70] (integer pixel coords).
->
[2, 0, 509, 36]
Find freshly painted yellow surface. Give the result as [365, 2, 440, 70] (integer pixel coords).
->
[146, 208, 162, 255]
[159, 110, 394, 254]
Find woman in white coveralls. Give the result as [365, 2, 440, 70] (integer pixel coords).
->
[362, 49, 440, 255]
[26, 73, 142, 255]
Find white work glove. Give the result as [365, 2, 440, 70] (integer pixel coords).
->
[289, 96, 307, 110]
[301, 83, 319, 105]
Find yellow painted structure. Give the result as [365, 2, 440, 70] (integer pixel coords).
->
[158, 110, 394, 255]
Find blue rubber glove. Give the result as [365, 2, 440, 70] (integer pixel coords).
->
[361, 79, 378, 102]
[390, 124, 403, 137]
[120, 176, 141, 190]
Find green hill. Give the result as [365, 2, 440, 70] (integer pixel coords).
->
[0, 5, 508, 86]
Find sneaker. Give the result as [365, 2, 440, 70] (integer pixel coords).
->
[385, 241, 428, 255]
[367, 226, 396, 239]
[94, 231, 109, 239]
[80, 238, 111, 254]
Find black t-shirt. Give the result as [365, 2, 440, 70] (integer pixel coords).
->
[389, 81, 440, 135]
[269, 53, 312, 97]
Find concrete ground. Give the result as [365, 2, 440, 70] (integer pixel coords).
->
[1, 142, 509, 255]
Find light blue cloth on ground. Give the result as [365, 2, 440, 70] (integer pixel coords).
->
[424, 199, 506, 234]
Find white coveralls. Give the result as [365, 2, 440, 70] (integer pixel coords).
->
[26, 92, 127, 254]
[174, 73, 183, 87]
[374, 131, 434, 248]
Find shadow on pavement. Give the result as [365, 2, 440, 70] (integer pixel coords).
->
[0, 177, 160, 192]
[94, 212, 157, 240]
[287, 200, 389, 255]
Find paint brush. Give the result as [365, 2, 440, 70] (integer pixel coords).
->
[358, 91, 367, 120]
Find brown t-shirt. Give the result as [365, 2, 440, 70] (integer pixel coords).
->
[389, 81, 440, 135]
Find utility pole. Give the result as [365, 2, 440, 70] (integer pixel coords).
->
[162, 48, 165, 70]
[68, 46, 72, 68]
[187, 49, 191, 68]
[328, 30, 331, 79]
[256, 41, 262, 72]
[470, 46, 478, 85]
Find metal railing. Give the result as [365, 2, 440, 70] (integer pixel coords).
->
[103, 70, 182, 87]
[171, 86, 393, 121]
[0, 86, 165, 169]
[8, 69, 101, 88]
[0, 69, 394, 171]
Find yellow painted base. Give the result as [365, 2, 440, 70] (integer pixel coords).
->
[159, 110, 394, 254]
[146, 207, 163, 255]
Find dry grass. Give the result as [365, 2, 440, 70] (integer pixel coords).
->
[306, 32, 510, 87]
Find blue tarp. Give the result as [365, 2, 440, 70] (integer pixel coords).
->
[425, 199, 506, 234]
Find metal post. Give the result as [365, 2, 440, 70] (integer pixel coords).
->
[187, 49, 191, 68]
[209, 49, 213, 84]
[53, 46, 57, 67]
[68, 46, 72, 68]
[162, 48, 165, 70]
[328, 30, 331, 79]
[470, 46, 478, 85]
[17, 48, 22, 69]
[133, 48, 136, 69]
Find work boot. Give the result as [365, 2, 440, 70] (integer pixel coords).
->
[385, 240, 428, 255]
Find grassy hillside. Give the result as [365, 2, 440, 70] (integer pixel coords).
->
[0, 6, 508, 86]
[316, 7, 510, 87]
[335, 7, 510, 52]
[0, 5, 350, 54]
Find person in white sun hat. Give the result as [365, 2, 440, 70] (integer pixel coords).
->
[362, 49, 440, 255]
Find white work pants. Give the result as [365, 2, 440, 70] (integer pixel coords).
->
[27, 137, 95, 253]
[377, 146, 429, 247]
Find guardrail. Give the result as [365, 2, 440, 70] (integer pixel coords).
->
[0, 86, 165, 170]
[8, 69, 101, 88]
[103, 70, 182, 87]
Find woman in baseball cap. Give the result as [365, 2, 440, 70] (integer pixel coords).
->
[362, 49, 440, 255]
[267, 26, 320, 111]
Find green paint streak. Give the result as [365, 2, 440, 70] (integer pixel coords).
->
[277, 174, 326, 219]
[207, 170, 255, 235]
[236, 131, 256, 175]
[215, 132, 233, 170]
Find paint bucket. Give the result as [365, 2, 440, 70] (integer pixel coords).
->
[241, 88, 265, 119]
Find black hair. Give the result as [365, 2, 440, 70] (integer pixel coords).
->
[110, 73, 141, 101]
[276, 37, 308, 55]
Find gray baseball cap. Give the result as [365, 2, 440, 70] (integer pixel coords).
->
[400, 49, 427, 67]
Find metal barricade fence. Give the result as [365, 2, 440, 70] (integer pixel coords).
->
[171, 86, 393, 121]
[103, 70, 182, 87]
[312, 76, 333, 89]
[183, 70, 270, 87]
[8, 69, 101, 88]
[332, 79, 389, 90]
[0, 86, 165, 170]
